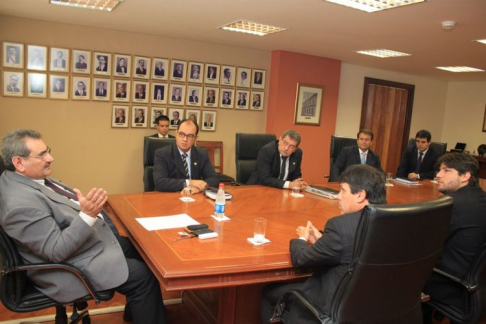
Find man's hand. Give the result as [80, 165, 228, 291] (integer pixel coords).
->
[189, 180, 208, 193]
[408, 172, 419, 180]
[307, 221, 322, 244]
[73, 188, 107, 218]
[290, 178, 308, 190]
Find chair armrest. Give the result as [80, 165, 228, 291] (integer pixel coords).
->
[270, 289, 331, 323]
[231, 180, 246, 186]
[432, 267, 478, 292]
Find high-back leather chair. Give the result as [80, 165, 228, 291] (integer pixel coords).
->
[270, 196, 453, 324]
[0, 226, 114, 324]
[197, 141, 235, 184]
[408, 138, 448, 156]
[326, 135, 356, 177]
[143, 137, 175, 192]
[235, 133, 276, 185]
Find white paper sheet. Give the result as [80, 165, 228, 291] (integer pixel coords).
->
[136, 214, 200, 231]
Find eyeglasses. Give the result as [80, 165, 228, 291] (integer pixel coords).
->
[25, 147, 52, 160]
[282, 139, 297, 150]
[177, 132, 196, 140]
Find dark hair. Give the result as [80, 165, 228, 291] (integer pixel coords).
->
[437, 153, 479, 186]
[155, 115, 170, 125]
[357, 129, 374, 141]
[281, 129, 301, 146]
[178, 119, 199, 135]
[2, 129, 42, 171]
[415, 130, 431, 142]
[340, 164, 387, 204]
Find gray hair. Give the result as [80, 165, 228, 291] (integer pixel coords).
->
[281, 129, 301, 146]
[2, 129, 41, 171]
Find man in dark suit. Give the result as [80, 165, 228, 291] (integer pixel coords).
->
[74, 81, 86, 97]
[116, 58, 127, 74]
[135, 84, 146, 99]
[53, 79, 64, 92]
[203, 114, 213, 128]
[173, 63, 183, 78]
[95, 55, 108, 72]
[153, 120, 219, 193]
[136, 60, 146, 75]
[134, 109, 145, 123]
[248, 129, 308, 190]
[6, 74, 20, 92]
[396, 130, 440, 180]
[154, 61, 165, 77]
[423, 153, 486, 323]
[52, 51, 66, 69]
[115, 108, 126, 123]
[150, 115, 175, 139]
[221, 91, 231, 105]
[95, 82, 107, 97]
[206, 90, 216, 104]
[189, 90, 198, 103]
[75, 55, 87, 69]
[237, 92, 247, 106]
[329, 129, 384, 182]
[0, 129, 167, 324]
[115, 83, 127, 98]
[207, 66, 216, 79]
[262, 164, 387, 323]
[170, 111, 181, 126]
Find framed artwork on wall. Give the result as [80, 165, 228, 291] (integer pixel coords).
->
[3, 42, 24, 69]
[219, 88, 234, 109]
[133, 56, 151, 79]
[132, 80, 149, 103]
[49, 47, 70, 73]
[49, 74, 69, 100]
[113, 54, 131, 77]
[3, 71, 24, 97]
[220, 65, 236, 87]
[27, 45, 47, 71]
[294, 83, 324, 126]
[92, 52, 112, 76]
[251, 69, 266, 89]
[132, 106, 148, 128]
[250, 91, 264, 111]
[185, 109, 201, 125]
[112, 105, 129, 128]
[170, 59, 187, 82]
[204, 64, 220, 85]
[236, 67, 251, 88]
[168, 108, 184, 129]
[169, 84, 185, 105]
[235, 90, 250, 110]
[151, 82, 168, 104]
[203, 86, 219, 108]
[187, 61, 203, 84]
[150, 107, 167, 128]
[113, 79, 130, 103]
[72, 49, 91, 74]
[92, 78, 111, 101]
[27, 73, 47, 98]
[201, 111, 217, 132]
[186, 85, 202, 107]
[152, 58, 169, 81]
[72, 76, 91, 101]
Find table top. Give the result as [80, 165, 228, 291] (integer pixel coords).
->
[106, 181, 441, 291]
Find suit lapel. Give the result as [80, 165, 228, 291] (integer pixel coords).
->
[171, 143, 188, 178]
[190, 148, 199, 179]
[353, 147, 362, 164]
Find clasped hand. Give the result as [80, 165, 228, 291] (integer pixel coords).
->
[181, 180, 207, 196]
[290, 178, 308, 190]
[73, 188, 108, 218]
[296, 221, 322, 244]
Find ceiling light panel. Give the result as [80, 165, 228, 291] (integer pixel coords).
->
[436, 66, 485, 73]
[324, 0, 426, 13]
[49, 0, 124, 12]
[356, 49, 411, 58]
[219, 20, 288, 36]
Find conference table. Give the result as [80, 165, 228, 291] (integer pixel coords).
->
[106, 180, 442, 324]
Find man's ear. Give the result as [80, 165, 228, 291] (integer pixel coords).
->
[356, 190, 367, 203]
[460, 172, 471, 184]
[12, 156, 24, 173]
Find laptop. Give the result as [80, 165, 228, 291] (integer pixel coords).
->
[305, 185, 339, 199]
[451, 142, 466, 153]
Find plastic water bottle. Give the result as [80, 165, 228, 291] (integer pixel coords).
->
[215, 183, 226, 218]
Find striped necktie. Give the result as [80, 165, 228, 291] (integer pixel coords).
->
[44, 178, 78, 201]
[182, 153, 189, 179]
[279, 157, 288, 180]
[361, 152, 366, 164]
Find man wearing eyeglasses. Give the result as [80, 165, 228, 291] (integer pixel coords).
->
[248, 129, 308, 190]
[153, 119, 219, 193]
[0, 129, 167, 324]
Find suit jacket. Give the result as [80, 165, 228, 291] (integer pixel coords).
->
[0, 171, 128, 303]
[203, 122, 213, 128]
[237, 99, 246, 106]
[206, 97, 215, 104]
[115, 117, 125, 123]
[173, 71, 183, 78]
[329, 146, 384, 182]
[396, 145, 440, 179]
[222, 99, 231, 105]
[171, 95, 181, 102]
[75, 62, 87, 69]
[53, 59, 66, 68]
[95, 89, 106, 96]
[116, 92, 126, 98]
[189, 96, 198, 103]
[135, 92, 146, 99]
[135, 117, 145, 123]
[116, 65, 127, 73]
[149, 133, 175, 138]
[136, 67, 146, 75]
[247, 140, 303, 188]
[153, 142, 219, 192]
[96, 65, 107, 72]
[154, 68, 165, 76]
[170, 119, 181, 126]
[252, 101, 260, 107]
[7, 85, 20, 92]
[75, 90, 86, 96]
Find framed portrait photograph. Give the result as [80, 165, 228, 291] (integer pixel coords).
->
[169, 84, 186, 106]
[187, 61, 204, 84]
[151, 82, 168, 104]
[27, 73, 47, 98]
[150, 107, 167, 128]
[72, 76, 91, 101]
[170, 59, 187, 82]
[294, 83, 324, 125]
[92, 52, 112, 76]
[201, 111, 217, 132]
[92, 78, 111, 101]
[132, 106, 148, 128]
[251, 69, 266, 89]
[132, 81, 149, 103]
[186, 85, 202, 107]
[113, 54, 131, 77]
[185, 109, 201, 125]
[27, 45, 47, 71]
[49, 74, 69, 100]
[236, 67, 251, 88]
[72, 49, 91, 74]
[219, 88, 235, 109]
[204, 64, 220, 85]
[203, 86, 219, 108]
[235, 90, 250, 110]
[133, 56, 151, 79]
[151, 58, 169, 81]
[49, 47, 70, 73]
[220, 65, 236, 87]
[483, 105, 486, 133]
[112, 80, 131, 103]
[112, 105, 129, 128]
[3, 42, 24, 69]
[168, 108, 184, 129]
[250, 91, 264, 111]
[3, 71, 24, 97]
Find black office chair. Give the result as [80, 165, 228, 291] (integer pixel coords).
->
[325, 135, 356, 178]
[425, 242, 486, 323]
[270, 196, 453, 324]
[408, 138, 448, 156]
[235, 133, 276, 185]
[143, 136, 175, 192]
[0, 226, 114, 324]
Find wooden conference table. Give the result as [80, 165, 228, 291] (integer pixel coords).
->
[106, 181, 441, 324]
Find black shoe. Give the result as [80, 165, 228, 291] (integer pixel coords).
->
[123, 303, 133, 322]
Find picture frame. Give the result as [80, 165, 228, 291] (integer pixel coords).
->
[187, 61, 204, 84]
[203, 86, 219, 108]
[204, 64, 220, 85]
[186, 85, 202, 107]
[132, 80, 150, 103]
[201, 111, 217, 132]
[168, 108, 184, 129]
[72, 76, 91, 101]
[49, 47, 70, 73]
[150, 107, 167, 128]
[151, 58, 169, 81]
[220, 65, 236, 87]
[169, 84, 186, 106]
[294, 83, 324, 125]
[250, 91, 264, 111]
[3, 71, 24, 97]
[483, 105, 486, 133]
[27, 73, 47, 98]
[251, 69, 266, 89]
[133, 56, 151, 79]
[92, 51, 112, 76]
[170, 59, 187, 82]
[235, 90, 250, 110]
[113, 54, 131, 77]
[112, 105, 129, 128]
[236, 67, 251, 88]
[49, 74, 69, 100]
[132, 106, 148, 128]
[185, 109, 201, 125]
[151, 82, 168, 104]
[92, 78, 111, 101]
[3, 42, 24, 69]
[72, 49, 91, 74]
[113, 79, 131, 103]
[27, 45, 47, 71]
[219, 88, 235, 109]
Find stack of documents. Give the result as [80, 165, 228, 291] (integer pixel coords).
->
[305, 185, 339, 199]
[393, 178, 422, 185]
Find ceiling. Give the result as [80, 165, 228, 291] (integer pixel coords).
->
[1, 0, 485, 82]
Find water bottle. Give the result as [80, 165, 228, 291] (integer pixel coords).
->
[215, 183, 226, 218]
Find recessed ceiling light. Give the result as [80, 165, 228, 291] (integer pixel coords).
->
[323, 0, 427, 13]
[356, 49, 412, 58]
[219, 20, 288, 37]
[436, 66, 485, 73]
[49, 0, 124, 12]
[475, 39, 486, 45]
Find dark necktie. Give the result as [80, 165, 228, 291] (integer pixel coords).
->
[415, 152, 424, 173]
[44, 178, 78, 201]
[182, 153, 189, 179]
[279, 157, 288, 180]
